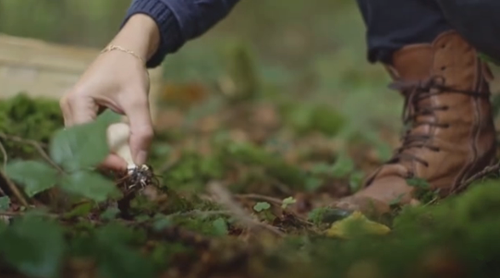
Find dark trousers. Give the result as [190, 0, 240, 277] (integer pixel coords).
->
[356, 0, 500, 65]
[356, 0, 452, 64]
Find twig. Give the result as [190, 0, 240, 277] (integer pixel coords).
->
[208, 181, 285, 237]
[268, 176, 293, 195]
[170, 209, 232, 218]
[0, 132, 63, 172]
[0, 140, 7, 169]
[454, 162, 500, 193]
[235, 194, 283, 205]
[0, 169, 29, 207]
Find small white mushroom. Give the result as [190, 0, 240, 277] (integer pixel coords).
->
[106, 122, 135, 168]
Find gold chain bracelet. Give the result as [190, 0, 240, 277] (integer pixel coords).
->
[101, 44, 149, 78]
[101, 44, 146, 65]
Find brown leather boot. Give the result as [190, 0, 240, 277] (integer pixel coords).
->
[333, 30, 497, 216]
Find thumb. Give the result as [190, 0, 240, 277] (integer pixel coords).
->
[123, 96, 154, 165]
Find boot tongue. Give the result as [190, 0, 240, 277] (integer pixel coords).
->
[390, 45, 434, 81]
[387, 45, 437, 166]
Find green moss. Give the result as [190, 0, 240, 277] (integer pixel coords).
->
[279, 101, 345, 137]
[0, 94, 63, 160]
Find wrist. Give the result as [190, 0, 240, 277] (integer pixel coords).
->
[111, 14, 160, 61]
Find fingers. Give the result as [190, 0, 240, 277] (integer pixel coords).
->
[99, 154, 128, 171]
[122, 93, 154, 166]
[59, 92, 99, 126]
[61, 85, 152, 169]
[61, 91, 128, 171]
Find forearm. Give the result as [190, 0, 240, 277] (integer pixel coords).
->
[121, 0, 241, 68]
[112, 14, 160, 61]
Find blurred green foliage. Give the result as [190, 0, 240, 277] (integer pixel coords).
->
[0, 0, 400, 137]
[0, 0, 129, 47]
[0, 94, 63, 159]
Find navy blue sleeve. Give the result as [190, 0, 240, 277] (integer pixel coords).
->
[122, 0, 240, 68]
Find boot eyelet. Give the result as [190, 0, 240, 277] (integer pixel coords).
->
[441, 66, 446, 71]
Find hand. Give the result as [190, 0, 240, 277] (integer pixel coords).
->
[59, 14, 160, 171]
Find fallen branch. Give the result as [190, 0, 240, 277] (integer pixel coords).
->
[208, 181, 285, 237]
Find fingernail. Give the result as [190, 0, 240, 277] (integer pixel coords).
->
[135, 150, 148, 165]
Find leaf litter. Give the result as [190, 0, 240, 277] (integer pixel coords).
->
[0, 93, 500, 278]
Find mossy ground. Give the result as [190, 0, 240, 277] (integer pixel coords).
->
[0, 92, 499, 278]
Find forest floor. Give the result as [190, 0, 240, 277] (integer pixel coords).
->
[1, 84, 500, 278]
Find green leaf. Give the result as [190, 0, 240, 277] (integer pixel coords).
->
[0, 196, 10, 211]
[310, 163, 333, 175]
[479, 52, 500, 66]
[95, 223, 156, 278]
[407, 177, 430, 189]
[135, 215, 151, 223]
[305, 177, 323, 192]
[331, 152, 355, 178]
[96, 223, 135, 245]
[253, 202, 271, 212]
[63, 202, 93, 219]
[101, 207, 120, 221]
[212, 218, 228, 236]
[0, 216, 65, 278]
[349, 171, 365, 193]
[5, 160, 58, 197]
[49, 110, 121, 172]
[60, 171, 122, 203]
[307, 207, 331, 225]
[389, 193, 405, 207]
[281, 196, 297, 209]
[152, 214, 172, 231]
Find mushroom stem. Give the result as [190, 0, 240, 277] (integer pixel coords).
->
[107, 122, 135, 166]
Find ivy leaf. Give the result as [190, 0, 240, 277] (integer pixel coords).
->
[0, 216, 65, 278]
[5, 160, 58, 197]
[0, 196, 10, 211]
[49, 110, 121, 172]
[212, 218, 228, 236]
[253, 202, 271, 212]
[60, 171, 122, 203]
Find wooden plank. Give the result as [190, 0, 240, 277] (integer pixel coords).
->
[0, 33, 164, 122]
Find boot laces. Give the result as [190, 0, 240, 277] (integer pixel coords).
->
[386, 76, 486, 170]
